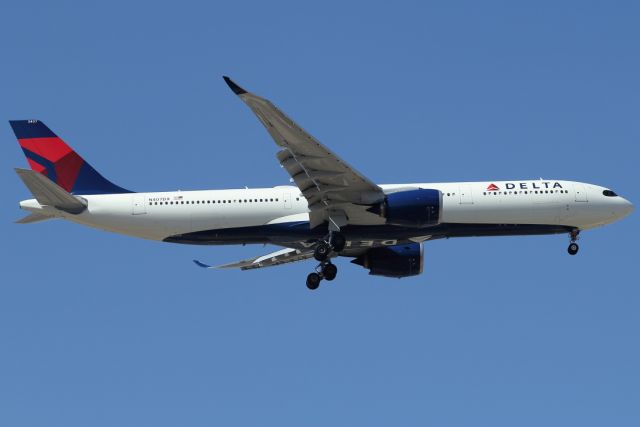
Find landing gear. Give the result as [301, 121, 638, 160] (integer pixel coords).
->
[306, 272, 321, 290]
[322, 263, 338, 281]
[314, 242, 331, 261]
[568, 242, 579, 255]
[307, 232, 345, 289]
[329, 232, 346, 252]
[313, 232, 345, 261]
[567, 229, 580, 256]
[305, 262, 339, 290]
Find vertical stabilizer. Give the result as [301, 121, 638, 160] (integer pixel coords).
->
[9, 120, 131, 195]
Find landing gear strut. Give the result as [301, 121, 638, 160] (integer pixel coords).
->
[567, 230, 580, 255]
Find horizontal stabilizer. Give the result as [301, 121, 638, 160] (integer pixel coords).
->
[15, 168, 87, 214]
[193, 260, 213, 268]
[15, 212, 57, 224]
[194, 247, 316, 271]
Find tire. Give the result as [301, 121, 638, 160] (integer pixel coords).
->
[568, 243, 579, 255]
[306, 272, 321, 290]
[322, 263, 338, 281]
[330, 233, 346, 252]
[314, 242, 331, 261]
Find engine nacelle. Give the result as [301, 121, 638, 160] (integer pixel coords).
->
[351, 243, 424, 278]
[369, 189, 442, 228]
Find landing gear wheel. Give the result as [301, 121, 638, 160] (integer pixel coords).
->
[314, 242, 331, 261]
[330, 233, 346, 252]
[322, 263, 338, 281]
[306, 272, 321, 290]
[568, 243, 579, 255]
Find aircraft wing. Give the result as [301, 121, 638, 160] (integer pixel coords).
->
[223, 76, 386, 229]
[194, 247, 317, 270]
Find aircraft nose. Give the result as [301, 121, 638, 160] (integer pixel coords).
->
[614, 197, 634, 220]
[622, 198, 634, 216]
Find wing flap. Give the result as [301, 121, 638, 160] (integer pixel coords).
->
[194, 247, 316, 271]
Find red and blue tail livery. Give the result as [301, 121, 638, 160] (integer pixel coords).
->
[9, 120, 130, 195]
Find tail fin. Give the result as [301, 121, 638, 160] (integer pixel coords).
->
[9, 120, 131, 195]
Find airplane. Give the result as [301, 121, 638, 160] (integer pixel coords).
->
[11, 76, 634, 290]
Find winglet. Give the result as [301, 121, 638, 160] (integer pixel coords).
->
[193, 259, 213, 268]
[222, 76, 247, 95]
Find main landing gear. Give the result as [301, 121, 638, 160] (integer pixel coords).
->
[313, 232, 346, 262]
[306, 232, 345, 290]
[305, 262, 338, 290]
[567, 229, 580, 255]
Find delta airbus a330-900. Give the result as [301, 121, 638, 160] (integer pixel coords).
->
[12, 77, 634, 290]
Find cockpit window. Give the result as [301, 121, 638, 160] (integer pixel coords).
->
[603, 190, 618, 197]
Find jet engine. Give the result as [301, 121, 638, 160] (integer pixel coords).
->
[351, 243, 424, 278]
[368, 189, 441, 228]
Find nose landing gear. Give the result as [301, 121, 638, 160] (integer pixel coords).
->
[567, 230, 580, 255]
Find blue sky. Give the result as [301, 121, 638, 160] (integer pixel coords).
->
[1, 1, 638, 425]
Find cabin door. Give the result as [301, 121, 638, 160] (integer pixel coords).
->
[458, 184, 474, 204]
[283, 192, 292, 209]
[132, 195, 147, 215]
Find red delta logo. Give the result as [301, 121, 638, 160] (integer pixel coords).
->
[486, 183, 499, 192]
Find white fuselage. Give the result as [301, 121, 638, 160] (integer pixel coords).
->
[19, 179, 633, 244]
